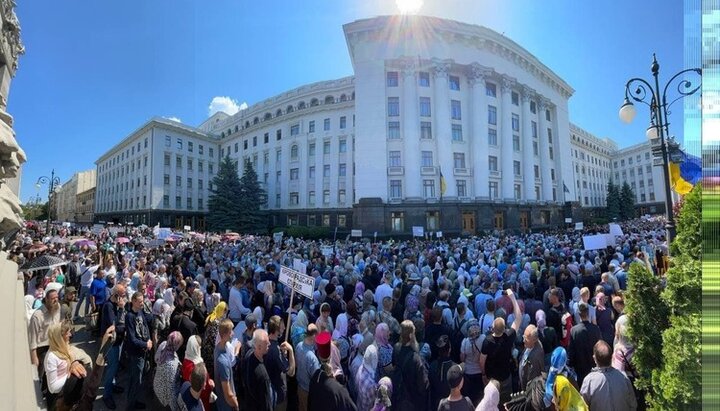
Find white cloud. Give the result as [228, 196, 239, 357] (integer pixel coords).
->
[164, 116, 182, 123]
[208, 96, 248, 116]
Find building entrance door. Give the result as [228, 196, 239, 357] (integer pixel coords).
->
[461, 212, 475, 236]
[175, 216, 183, 229]
[520, 211, 529, 230]
[494, 211, 504, 230]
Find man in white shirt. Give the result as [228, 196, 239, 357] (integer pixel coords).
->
[74, 258, 99, 319]
[228, 276, 251, 326]
[374, 272, 394, 309]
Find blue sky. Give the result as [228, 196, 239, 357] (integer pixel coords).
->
[12, 0, 686, 203]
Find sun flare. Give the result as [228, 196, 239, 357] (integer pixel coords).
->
[396, 0, 423, 15]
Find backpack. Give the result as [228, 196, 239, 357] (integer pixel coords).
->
[450, 316, 468, 364]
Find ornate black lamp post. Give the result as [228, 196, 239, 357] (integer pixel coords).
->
[36, 169, 61, 234]
[619, 53, 701, 245]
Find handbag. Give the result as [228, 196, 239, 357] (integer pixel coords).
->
[84, 311, 100, 332]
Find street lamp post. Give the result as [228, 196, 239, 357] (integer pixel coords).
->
[619, 53, 701, 246]
[36, 169, 61, 235]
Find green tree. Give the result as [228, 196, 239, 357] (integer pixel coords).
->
[605, 180, 620, 221]
[237, 160, 267, 233]
[207, 154, 242, 232]
[654, 184, 701, 409]
[625, 262, 670, 407]
[619, 181, 636, 220]
[21, 201, 48, 221]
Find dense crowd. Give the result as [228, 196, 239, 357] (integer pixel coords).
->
[14, 217, 669, 411]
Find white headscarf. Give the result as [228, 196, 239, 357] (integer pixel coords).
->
[185, 335, 203, 364]
[332, 313, 349, 340]
[361, 344, 378, 374]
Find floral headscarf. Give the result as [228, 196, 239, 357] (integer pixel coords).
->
[374, 323, 390, 347]
[155, 331, 184, 365]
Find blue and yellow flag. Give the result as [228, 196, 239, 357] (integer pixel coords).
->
[670, 151, 701, 195]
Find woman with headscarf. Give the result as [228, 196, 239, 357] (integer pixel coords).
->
[594, 293, 615, 346]
[201, 301, 227, 377]
[362, 289, 376, 313]
[291, 303, 310, 348]
[419, 277, 431, 312]
[536, 310, 559, 366]
[354, 282, 366, 312]
[333, 313, 351, 374]
[355, 344, 379, 411]
[374, 322, 393, 379]
[152, 298, 172, 347]
[181, 335, 216, 411]
[476, 379, 500, 411]
[153, 331, 184, 410]
[44, 322, 89, 409]
[315, 302, 334, 334]
[544, 347, 585, 411]
[371, 377, 393, 411]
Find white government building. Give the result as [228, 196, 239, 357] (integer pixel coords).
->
[94, 16, 668, 234]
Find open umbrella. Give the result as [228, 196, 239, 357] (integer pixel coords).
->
[50, 236, 69, 244]
[116, 237, 131, 244]
[73, 239, 96, 248]
[20, 255, 67, 272]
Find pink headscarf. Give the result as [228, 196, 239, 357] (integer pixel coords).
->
[330, 342, 343, 378]
[354, 282, 365, 299]
[536, 310, 547, 332]
[374, 323, 390, 347]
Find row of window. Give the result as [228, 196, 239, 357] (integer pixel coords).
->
[615, 152, 651, 168]
[385, 71, 551, 119]
[288, 190, 347, 205]
[614, 166, 654, 181]
[162, 154, 215, 174]
[162, 175, 211, 190]
[573, 148, 610, 168]
[100, 138, 150, 172]
[286, 214, 348, 228]
[388, 179, 557, 201]
[98, 195, 150, 213]
[162, 195, 204, 210]
[163, 136, 214, 157]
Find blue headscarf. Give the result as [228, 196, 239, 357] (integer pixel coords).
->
[544, 346, 577, 407]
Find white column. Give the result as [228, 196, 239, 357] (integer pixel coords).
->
[469, 63, 491, 199]
[402, 58, 422, 199]
[500, 76, 515, 200]
[521, 86, 536, 201]
[538, 98, 554, 201]
[433, 59, 455, 198]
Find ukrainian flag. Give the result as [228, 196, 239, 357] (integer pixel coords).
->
[670, 151, 701, 195]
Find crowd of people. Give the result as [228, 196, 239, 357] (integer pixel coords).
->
[14, 217, 669, 411]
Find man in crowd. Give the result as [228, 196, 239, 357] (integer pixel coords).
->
[242, 328, 274, 411]
[28, 288, 62, 375]
[177, 364, 207, 411]
[518, 324, 544, 392]
[125, 291, 153, 410]
[89, 266, 108, 314]
[229, 276, 251, 326]
[568, 302, 601, 387]
[74, 257, 96, 319]
[581, 340, 637, 410]
[215, 319, 240, 411]
[295, 324, 320, 411]
[101, 284, 127, 410]
[480, 288, 522, 404]
[429, 335, 456, 411]
[265, 316, 295, 411]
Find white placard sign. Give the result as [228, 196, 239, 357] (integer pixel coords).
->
[279, 266, 314, 298]
[564, 218, 573, 223]
[157, 228, 172, 240]
[582, 234, 607, 250]
[609, 223, 624, 236]
[605, 234, 617, 247]
[273, 232, 283, 243]
[351, 229, 363, 237]
[321, 245, 333, 257]
[436, 231, 443, 238]
[183, 225, 191, 231]
[92, 224, 104, 235]
[412, 226, 424, 237]
[575, 222, 584, 231]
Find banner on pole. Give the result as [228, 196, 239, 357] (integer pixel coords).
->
[564, 218, 572, 223]
[605, 233, 617, 247]
[574, 222, 584, 231]
[273, 232, 283, 243]
[412, 226, 424, 237]
[436, 231, 443, 238]
[279, 266, 314, 299]
[321, 246, 333, 257]
[351, 229, 363, 237]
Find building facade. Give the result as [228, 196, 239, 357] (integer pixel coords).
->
[94, 15, 665, 234]
[612, 142, 670, 215]
[94, 118, 221, 229]
[54, 169, 95, 222]
[75, 186, 95, 225]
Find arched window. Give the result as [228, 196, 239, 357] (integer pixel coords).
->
[264, 112, 272, 121]
[298, 101, 306, 110]
[291, 145, 298, 159]
[276, 109, 283, 117]
[253, 117, 259, 125]
[235, 125, 239, 132]
[228, 128, 232, 135]
[325, 95, 335, 104]
[221, 132, 225, 138]
[351, 92, 355, 100]
[340, 94, 347, 102]
[310, 98, 319, 107]
[287, 105, 294, 113]
[245, 121, 250, 128]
